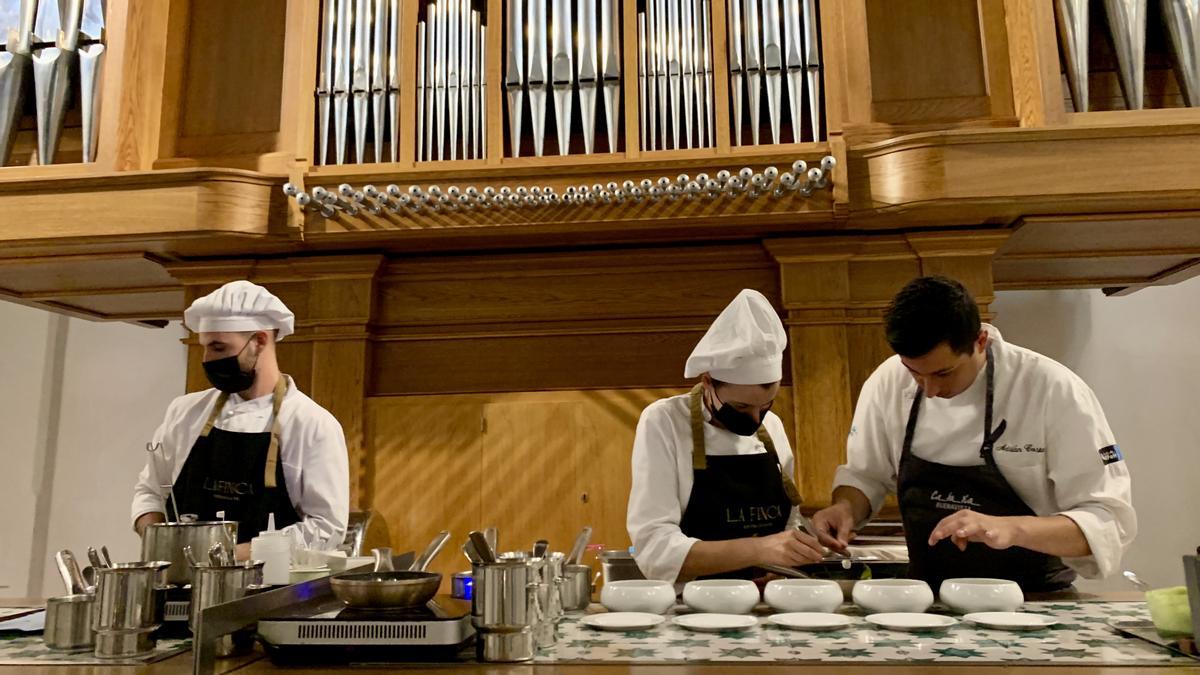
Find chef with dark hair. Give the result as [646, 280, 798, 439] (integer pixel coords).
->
[812, 276, 1136, 590]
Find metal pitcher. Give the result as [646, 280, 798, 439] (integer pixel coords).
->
[189, 560, 266, 657]
[93, 561, 170, 658]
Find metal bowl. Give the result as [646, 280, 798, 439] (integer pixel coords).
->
[329, 571, 442, 608]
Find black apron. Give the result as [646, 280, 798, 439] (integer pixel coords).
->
[678, 384, 801, 579]
[170, 376, 301, 544]
[897, 346, 1075, 592]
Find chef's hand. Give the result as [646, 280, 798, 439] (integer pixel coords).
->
[754, 529, 825, 568]
[928, 509, 1018, 551]
[235, 543, 252, 561]
[811, 502, 857, 554]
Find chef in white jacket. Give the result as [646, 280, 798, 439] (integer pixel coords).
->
[812, 276, 1136, 590]
[627, 289, 824, 584]
[131, 280, 349, 559]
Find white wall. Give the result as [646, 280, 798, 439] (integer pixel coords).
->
[992, 278, 1200, 592]
[0, 301, 185, 599]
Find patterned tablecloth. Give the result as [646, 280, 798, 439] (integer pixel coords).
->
[537, 601, 1198, 666]
[0, 632, 190, 666]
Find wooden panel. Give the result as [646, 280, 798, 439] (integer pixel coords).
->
[993, 255, 1197, 288]
[0, 254, 176, 293]
[1003, 0, 1066, 127]
[481, 401, 589, 553]
[865, 0, 987, 101]
[374, 331, 722, 394]
[367, 396, 484, 591]
[365, 385, 801, 587]
[370, 244, 781, 394]
[178, 0, 288, 141]
[864, 0, 991, 123]
[1001, 213, 1200, 258]
[41, 290, 186, 318]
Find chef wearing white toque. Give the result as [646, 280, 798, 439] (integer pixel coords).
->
[131, 280, 349, 558]
[627, 289, 824, 584]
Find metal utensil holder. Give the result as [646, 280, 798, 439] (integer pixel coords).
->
[93, 561, 171, 658]
[532, 552, 564, 647]
[471, 554, 540, 662]
[43, 594, 96, 651]
[189, 560, 266, 658]
[560, 563, 594, 612]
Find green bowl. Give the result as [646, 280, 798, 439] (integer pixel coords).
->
[1146, 586, 1194, 638]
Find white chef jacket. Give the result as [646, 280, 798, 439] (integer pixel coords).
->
[131, 376, 349, 550]
[627, 393, 798, 584]
[833, 325, 1136, 579]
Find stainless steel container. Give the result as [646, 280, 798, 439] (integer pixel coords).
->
[95, 629, 156, 659]
[189, 560, 265, 657]
[93, 562, 171, 632]
[140, 520, 237, 586]
[94, 561, 170, 657]
[560, 563, 593, 612]
[478, 628, 535, 662]
[599, 549, 645, 584]
[451, 571, 473, 600]
[43, 594, 95, 651]
[471, 556, 537, 631]
[531, 552, 563, 647]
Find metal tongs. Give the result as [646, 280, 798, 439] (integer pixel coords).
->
[146, 441, 179, 523]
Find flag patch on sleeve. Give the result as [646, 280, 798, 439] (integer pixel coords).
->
[1099, 444, 1124, 465]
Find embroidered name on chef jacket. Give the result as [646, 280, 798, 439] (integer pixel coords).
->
[1098, 444, 1124, 465]
[930, 490, 981, 512]
[725, 504, 785, 528]
[996, 443, 1046, 454]
[203, 478, 256, 500]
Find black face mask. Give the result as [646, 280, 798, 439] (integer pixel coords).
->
[202, 338, 258, 394]
[708, 387, 767, 437]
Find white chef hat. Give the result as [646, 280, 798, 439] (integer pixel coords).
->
[183, 280, 295, 341]
[684, 289, 787, 384]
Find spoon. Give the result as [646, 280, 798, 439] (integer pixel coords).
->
[100, 546, 113, 567]
[468, 531, 497, 564]
[463, 540, 484, 564]
[87, 547, 105, 571]
[1123, 569, 1152, 591]
[566, 527, 593, 565]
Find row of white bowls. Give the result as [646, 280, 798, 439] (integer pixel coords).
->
[600, 578, 1025, 615]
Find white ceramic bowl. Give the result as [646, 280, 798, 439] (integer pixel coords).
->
[939, 578, 1024, 614]
[600, 580, 676, 614]
[852, 579, 934, 614]
[764, 579, 844, 613]
[682, 579, 761, 615]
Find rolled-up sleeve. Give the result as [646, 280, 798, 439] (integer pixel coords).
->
[833, 368, 898, 517]
[280, 411, 350, 550]
[627, 407, 696, 584]
[1046, 377, 1136, 579]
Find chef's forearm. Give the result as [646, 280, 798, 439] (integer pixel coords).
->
[678, 538, 761, 581]
[1013, 514, 1091, 558]
[134, 511, 165, 536]
[831, 485, 873, 524]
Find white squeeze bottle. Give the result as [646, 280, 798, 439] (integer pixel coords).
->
[251, 513, 291, 585]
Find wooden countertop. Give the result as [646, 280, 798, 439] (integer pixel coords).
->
[5, 593, 1199, 673]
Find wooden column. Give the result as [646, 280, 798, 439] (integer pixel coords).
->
[166, 255, 384, 511]
[766, 231, 1008, 507]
